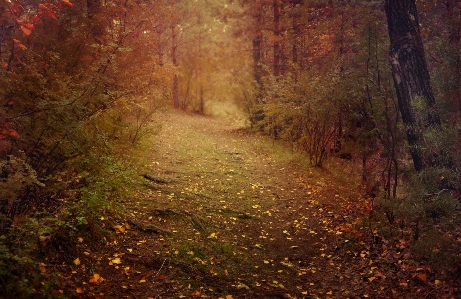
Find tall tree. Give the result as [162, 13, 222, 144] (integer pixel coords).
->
[273, 0, 281, 76]
[385, 0, 441, 171]
[171, 0, 180, 108]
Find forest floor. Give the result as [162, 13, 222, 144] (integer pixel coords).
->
[54, 109, 460, 299]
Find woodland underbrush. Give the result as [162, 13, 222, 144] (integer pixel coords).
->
[0, 152, 143, 298]
[0, 114, 161, 298]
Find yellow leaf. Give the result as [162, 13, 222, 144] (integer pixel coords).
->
[89, 273, 103, 284]
[113, 225, 125, 233]
[326, 291, 333, 295]
[225, 295, 233, 299]
[127, 248, 133, 252]
[74, 258, 81, 266]
[78, 237, 84, 243]
[207, 233, 217, 239]
[111, 257, 121, 264]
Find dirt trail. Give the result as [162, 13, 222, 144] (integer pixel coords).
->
[66, 110, 382, 299]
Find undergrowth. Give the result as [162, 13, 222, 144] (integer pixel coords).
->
[0, 150, 143, 298]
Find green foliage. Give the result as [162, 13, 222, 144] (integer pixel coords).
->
[0, 153, 44, 216]
[410, 227, 461, 268]
[377, 167, 458, 239]
[0, 221, 67, 299]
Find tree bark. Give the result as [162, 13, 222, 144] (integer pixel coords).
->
[385, 0, 440, 171]
[291, 0, 301, 81]
[273, 0, 281, 77]
[170, 0, 179, 109]
[171, 23, 179, 109]
[252, 2, 264, 101]
[291, 0, 301, 63]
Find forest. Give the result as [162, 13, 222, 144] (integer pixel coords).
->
[1, 0, 461, 298]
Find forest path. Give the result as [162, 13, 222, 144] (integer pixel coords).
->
[70, 110, 380, 299]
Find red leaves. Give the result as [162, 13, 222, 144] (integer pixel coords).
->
[0, 129, 20, 140]
[9, 0, 74, 37]
[15, 20, 34, 36]
[30, 16, 41, 24]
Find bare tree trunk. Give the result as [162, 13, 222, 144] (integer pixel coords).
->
[171, 0, 179, 108]
[291, 0, 301, 81]
[252, 2, 264, 102]
[385, 0, 441, 171]
[273, 0, 281, 77]
[171, 24, 179, 109]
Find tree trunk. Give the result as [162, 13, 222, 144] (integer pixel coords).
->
[384, 0, 440, 171]
[273, 0, 281, 77]
[291, 0, 301, 78]
[252, 2, 264, 102]
[169, 0, 179, 108]
[171, 24, 179, 108]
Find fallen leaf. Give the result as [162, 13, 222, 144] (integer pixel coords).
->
[20, 25, 33, 36]
[207, 232, 218, 239]
[111, 257, 122, 264]
[89, 273, 104, 284]
[416, 273, 427, 282]
[113, 225, 125, 233]
[76, 287, 84, 294]
[74, 258, 81, 266]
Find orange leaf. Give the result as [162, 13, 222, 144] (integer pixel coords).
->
[13, 39, 27, 50]
[89, 273, 104, 284]
[9, 130, 20, 138]
[46, 11, 57, 20]
[20, 25, 32, 36]
[62, 0, 75, 7]
[416, 273, 427, 282]
[141, 272, 152, 280]
[76, 287, 84, 294]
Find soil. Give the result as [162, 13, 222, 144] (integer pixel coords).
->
[51, 109, 460, 299]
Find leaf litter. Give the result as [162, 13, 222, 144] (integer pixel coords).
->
[50, 110, 460, 298]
